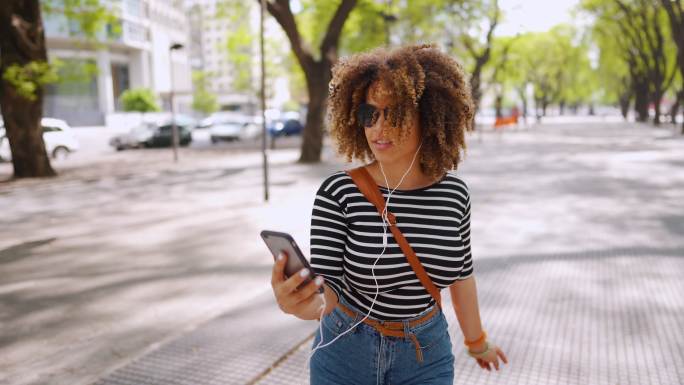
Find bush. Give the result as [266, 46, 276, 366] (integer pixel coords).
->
[120, 88, 160, 112]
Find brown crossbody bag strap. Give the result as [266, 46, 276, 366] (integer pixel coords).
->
[346, 166, 442, 309]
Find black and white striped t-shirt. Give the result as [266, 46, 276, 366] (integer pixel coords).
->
[309, 170, 474, 320]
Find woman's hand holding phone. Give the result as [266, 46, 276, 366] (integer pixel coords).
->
[271, 252, 327, 320]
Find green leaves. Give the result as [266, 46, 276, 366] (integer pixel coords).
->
[2, 61, 60, 101]
[3, 1, 119, 101]
[192, 71, 219, 114]
[42, 0, 120, 40]
[216, 0, 255, 92]
[580, 0, 678, 120]
[120, 88, 161, 112]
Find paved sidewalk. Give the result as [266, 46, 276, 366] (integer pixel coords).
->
[94, 246, 684, 385]
[97, 122, 684, 385]
[2, 121, 684, 385]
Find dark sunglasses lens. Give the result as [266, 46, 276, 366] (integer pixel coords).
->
[357, 103, 378, 128]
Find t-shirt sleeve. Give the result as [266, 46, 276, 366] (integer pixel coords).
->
[456, 181, 474, 280]
[309, 179, 347, 299]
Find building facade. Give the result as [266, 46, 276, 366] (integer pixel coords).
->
[44, 0, 193, 126]
[185, 0, 291, 115]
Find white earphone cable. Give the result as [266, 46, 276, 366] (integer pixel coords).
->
[308, 142, 423, 361]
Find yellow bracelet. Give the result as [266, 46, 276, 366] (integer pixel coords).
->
[467, 341, 491, 358]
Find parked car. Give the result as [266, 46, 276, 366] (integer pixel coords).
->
[109, 119, 193, 150]
[0, 118, 79, 161]
[207, 113, 261, 143]
[268, 118, 304, 137]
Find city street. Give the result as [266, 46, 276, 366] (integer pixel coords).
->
[1, 120, 683, 385]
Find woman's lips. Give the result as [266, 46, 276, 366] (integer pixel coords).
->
[372, 140, 393, 150]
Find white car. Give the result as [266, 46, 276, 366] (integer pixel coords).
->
[206, 113, 261, 143]
[0, 118, 79, 161]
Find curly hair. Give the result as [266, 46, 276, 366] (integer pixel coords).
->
[328, 44, 474, 178]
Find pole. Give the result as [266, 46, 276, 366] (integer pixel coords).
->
[260, 0, 270, 202]
[169, 45, 180, 163]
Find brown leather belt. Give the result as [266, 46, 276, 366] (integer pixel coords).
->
[336, 302, 439, 362]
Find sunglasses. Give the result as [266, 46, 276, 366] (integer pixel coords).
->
[356, 103, 389, 128]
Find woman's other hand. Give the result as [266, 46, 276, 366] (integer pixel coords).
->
[473, 343, 508, 371]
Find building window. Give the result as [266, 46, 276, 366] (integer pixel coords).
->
[125, 0, 143, 18]
[124, 21, 147, 42]
[112, 63, 131, 111]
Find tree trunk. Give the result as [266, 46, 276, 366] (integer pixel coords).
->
[670, 100, 679, 125]
[670, 89, 683, 125]
[464, 3, 498, 129]
[633, 81, 649, 123]
[494, 95, 502, 118]
[516, 86, 527, 120]
[263, 0, 356, 163]
[470, 71, 483, 118]
[521, 97, 527, 121]
[559, 100, 565, 115]
[299, 65, 328, 163]
[652, 93, 662, 126]
[534, 98, 542, 121]
[660, 1, 684, 133]
[0, 0, 55, 178]
[619, 90, 631, 120]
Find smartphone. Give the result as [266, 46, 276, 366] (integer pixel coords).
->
[260, 230, 324, 293]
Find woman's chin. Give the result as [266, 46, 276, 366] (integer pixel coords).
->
[372, 153, 397, 165]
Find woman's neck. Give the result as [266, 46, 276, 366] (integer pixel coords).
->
[366, 160, 437, 190]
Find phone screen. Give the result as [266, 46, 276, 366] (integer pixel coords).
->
[260, 230, 323, 293]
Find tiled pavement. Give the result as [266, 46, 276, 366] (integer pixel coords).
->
[5, 121, 684, 385]
[94, 293, 318, 385]
[97, 246, 684, 385]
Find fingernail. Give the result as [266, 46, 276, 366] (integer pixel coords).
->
[277, 253, 283, 261]
[314, 276, 324, 285]
[299, 269, 310, 277]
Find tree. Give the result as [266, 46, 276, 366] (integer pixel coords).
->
[191, 71, 218, 115]
[1, 1, 56, 178]
[506, 29, 588, 118]
[488, 35, 520, 118]
[615, 0, 676, 125]
[399, 0, 501, 120]
[452, 0, 500, 118]
[260, 0, 357, 163]
[0, 0, 114, 178]
[660, 0, 684, 132]
[581, 0, 678, 125]
[120, 88, 161, 113]
[589, 23, 633, 118]
[548, 25, 594, 115]
[217, 0, 256, 94]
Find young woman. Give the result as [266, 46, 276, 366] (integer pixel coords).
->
[271, 44, 507, 384]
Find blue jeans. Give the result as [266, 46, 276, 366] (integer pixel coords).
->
[309, 298, 455, 385]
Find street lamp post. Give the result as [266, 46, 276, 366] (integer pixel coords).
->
[169, 42, 183, 163]
[260, 0, 269, 202]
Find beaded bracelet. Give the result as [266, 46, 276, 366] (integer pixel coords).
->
[467, 341, 491, 358]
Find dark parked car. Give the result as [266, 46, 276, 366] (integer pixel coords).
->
[146, 123, 193, 147]
[268, 118, 303, 137]
[110, 120, 192, 150]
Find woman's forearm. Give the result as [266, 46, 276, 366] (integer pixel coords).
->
[449, 275, 487, 351]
